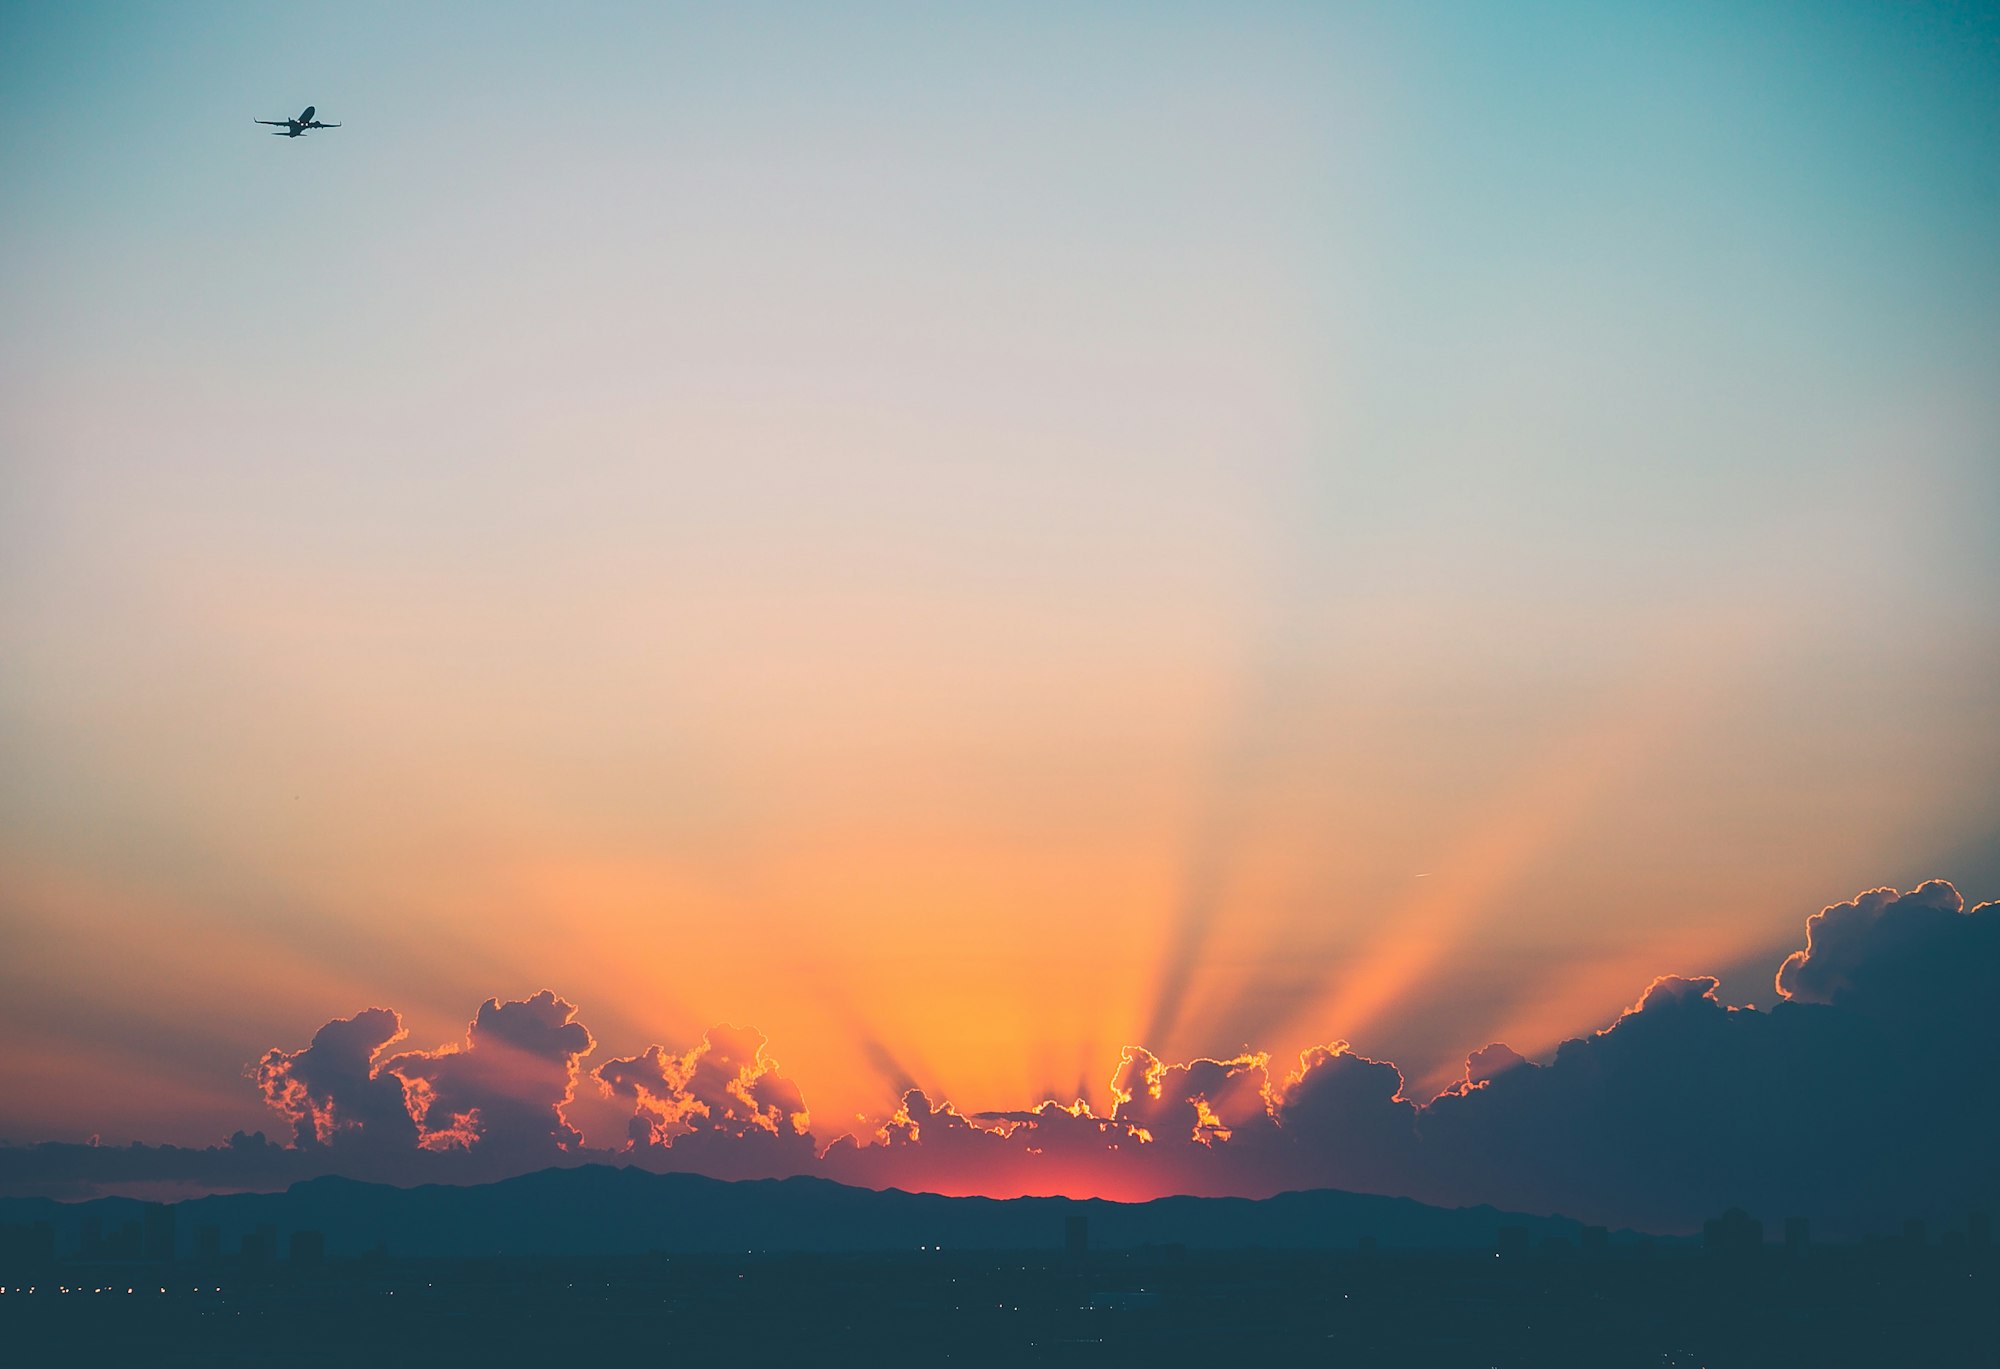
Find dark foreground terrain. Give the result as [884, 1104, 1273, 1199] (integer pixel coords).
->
[2, 1239, 1990, 1368]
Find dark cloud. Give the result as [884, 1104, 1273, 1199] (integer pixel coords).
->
[379, 991, 595, 1158]
[1415, 974, 1781, 1227]
[1460, 1041, 1529, 1087]
[253, 1007, 416, 1151]
[1264, 1044, 1418, 1195]
[1776, 878, 1993, 1017]
[1415, 893, 2000, 1234]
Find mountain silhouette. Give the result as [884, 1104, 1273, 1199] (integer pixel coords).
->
[1, 1165, 1643, 1259]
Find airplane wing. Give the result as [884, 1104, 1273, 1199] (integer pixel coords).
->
[254, 119, 290, 125]
[310, 121, 341, 128]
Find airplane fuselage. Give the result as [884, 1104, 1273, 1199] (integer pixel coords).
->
[259, 104, 337, 138]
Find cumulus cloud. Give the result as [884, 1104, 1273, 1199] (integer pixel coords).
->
[1775, 878, 1994, 1019]
[1416, 886, 2000, 1231]
[1110, 1048, 1274, 1146]
[1265, 1044, 1418, 1194]
[595, 1024, 812, 1165]
[379, 991, 596, 1157]
[1460, 1042, 1530, 1087]
[253, 1007, 415, 1150]
[1633, 973, 1722, 1011]
[815, 1044, 1422, 1202]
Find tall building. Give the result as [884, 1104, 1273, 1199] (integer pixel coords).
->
[1702, 1208, 1763, 1258]
[241, 1223, 278, 1266]
[112, 1220, 143, 1260]
[143, 1203, 176, 1263]
[0, 1220, 57, 1265]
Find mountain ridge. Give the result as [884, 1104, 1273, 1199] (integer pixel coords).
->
[0, 1162, 1663, 1259]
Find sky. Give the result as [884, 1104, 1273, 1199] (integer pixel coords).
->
[2, 1, 1998, 1205]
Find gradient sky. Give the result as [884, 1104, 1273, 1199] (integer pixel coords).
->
[3, 1, 1997, 1153]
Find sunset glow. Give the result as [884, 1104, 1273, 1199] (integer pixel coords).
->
[2, 4, 1997, 1241]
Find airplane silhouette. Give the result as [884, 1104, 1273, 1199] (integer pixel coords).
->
[256, 105, 340, 137]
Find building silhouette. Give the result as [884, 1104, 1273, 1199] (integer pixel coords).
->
[1702, 1208, 1763, 1257]
[143, 1202, 175, 1262]
[0, 1220, 56, 1265]
[241, 1223, 278, 1266]
[110, 1219, 143, 1260]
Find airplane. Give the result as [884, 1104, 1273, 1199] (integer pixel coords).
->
[256, 105, 340, 137]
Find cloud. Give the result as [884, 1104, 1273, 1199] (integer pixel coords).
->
[820, 1089, 1153, 1200]
[820, 880, 1999, 1226]
[380, 991, 596, 1157]
[1109, 1047, 1274, 1146]
[1633, 973, 1722, 1011]
[1264, 1043, 1418, 1194]
[6, 880, 1994, 1238]
[1775, 878, 1994, 1019]
[252, 1007, 415, 1151]
[816, 1045, 1421, 1203]
[1460, 1041, 1530, 1087]
[595, 1024, 812, 1163]
[1415, 888, 2000, 1231]
[0, 1130, 302, 1201]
